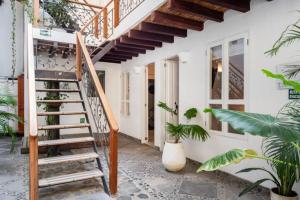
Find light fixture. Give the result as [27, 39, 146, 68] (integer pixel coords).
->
[217, 62, 222, 72]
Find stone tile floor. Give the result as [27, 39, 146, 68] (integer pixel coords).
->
[0, 135, 270, 200]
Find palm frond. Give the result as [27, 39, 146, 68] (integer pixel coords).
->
[0, 96, 17, 107]
[158, 101, 177, 115]
[282, 65, 300, 79]
[239, 179, 272, 197]
[265, 20, 300, 56]
[181, 124, 209, 141]
[184, 108, 198, 120]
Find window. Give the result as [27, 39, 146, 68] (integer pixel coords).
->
[207, 36, 247, 136]
[121, 72, 130, 116]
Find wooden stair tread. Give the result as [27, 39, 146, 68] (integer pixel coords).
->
[38, 137, 94, 146]
[39, 170, 103, 187]
[37, 111, 87, 116]
[36, 89, 80, 92]
[35, 78, 78, 82]
[38, 152, 99, 165]
[36, 100, 83, 103]
[38, 123, 90, 130]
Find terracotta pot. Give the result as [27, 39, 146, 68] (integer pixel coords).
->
[162, 142, 186, 172]
[270, 188, 298, 200]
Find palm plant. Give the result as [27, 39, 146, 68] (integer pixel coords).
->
[0, 95, 20, 152]
[197, 16, 300, 197]
[158, 101, 209, 143]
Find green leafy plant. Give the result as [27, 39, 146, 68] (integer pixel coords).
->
[0, 95, 22, 152]
[158, 101, 209, 143]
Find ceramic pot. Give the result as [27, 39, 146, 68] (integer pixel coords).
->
[270, 188, 298, 200]
[162, 142, 186, 172]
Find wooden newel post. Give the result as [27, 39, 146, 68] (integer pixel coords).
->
[76, 34, 82, 81]
[103, 8, 108, 39]
[94, 15, 99, 38]
[114, 0, 120, 28]
[109, 128, 118, 194]
[29, 136, 39, 200]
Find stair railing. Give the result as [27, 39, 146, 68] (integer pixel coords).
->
[27, 23, 39, 200]
[76, 30, 119, 194]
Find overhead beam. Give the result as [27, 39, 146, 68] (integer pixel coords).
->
[108, 49, 139, 57]
[168, 0, 223, 22]
[120, 36, 162, 47]
[102, 56, 127, 61]
[92, 40, 115, 64]
[199, 0, 250, 13]
[150, 11, 204, 31]
[104, 54, 132, 60]
[139, 22, 187, 37]
[115, 39, 155, 50]
[128, 30, 174, 43]
[99, 59, 122, 64]
[114, 46, 146, 54]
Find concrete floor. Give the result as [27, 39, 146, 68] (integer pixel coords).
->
[0, 135, 270, 200]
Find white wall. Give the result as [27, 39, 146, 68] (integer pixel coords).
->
[0, 1, 24, 77]
[107, 0, 300, 193]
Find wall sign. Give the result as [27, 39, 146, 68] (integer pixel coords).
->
[40, 29, 51, 37]
[289, 89, 300, 99]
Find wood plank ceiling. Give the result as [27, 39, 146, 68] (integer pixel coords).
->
[92, 0, 251, 64]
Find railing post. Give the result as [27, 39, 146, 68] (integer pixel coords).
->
[94, 15, 99, 38]
[109, 128, 118, 194]
[114, 0, 120, 28]
[76, 34, 82, 81]
[29, 136, 39, 200]
[33, 0, 40, 26]
[103, 7, 108, 39]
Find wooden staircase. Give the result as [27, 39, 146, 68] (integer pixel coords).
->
[34, 75, 110, 193]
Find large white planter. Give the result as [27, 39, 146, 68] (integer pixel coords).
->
[162, 142, 186, 172]
[271, 188, 298, 200]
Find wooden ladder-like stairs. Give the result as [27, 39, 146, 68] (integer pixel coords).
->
[35, 72, 109, 194]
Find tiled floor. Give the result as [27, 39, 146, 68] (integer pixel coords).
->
[0, 135, 270, 200]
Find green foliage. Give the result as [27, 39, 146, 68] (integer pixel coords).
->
[184, 108, 198, 120]
[158, 101, 177, 115]
[262, 69, 300, 92]
[0, 95, 21, 152]
[204, 108, 300, 142]
[197, 149, 258, 172]
[265, 18, 300, 56]
[158, 101, 209, 143]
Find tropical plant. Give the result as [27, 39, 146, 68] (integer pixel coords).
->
[158, 101, 209, 143]
[0, 95, 21, 152]
[197, 16, 300, 197]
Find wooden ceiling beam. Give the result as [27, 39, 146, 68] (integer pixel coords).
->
[150, 11, 204, 31]
[139, 22, 187, 37]
[168, 0, 223, 22]
[120, 36, 163, 47]
[102, 56, 127, 61]
[108, 49, 139, 57]
[128, 30, 174, 43]
[115, 39, 155, 50]
[114, 46, 146, 54]
[99, 59, 122, 64]
[199, 0, 250, 13]
[104, 54, 132, 60]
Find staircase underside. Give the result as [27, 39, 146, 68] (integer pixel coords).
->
[91, 0, 251, 64]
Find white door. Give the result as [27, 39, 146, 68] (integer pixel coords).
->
[164, 59, 179, 142]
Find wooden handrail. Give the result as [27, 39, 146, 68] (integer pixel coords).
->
[27, 23, 39, 200]
[76, 32, 119, 194]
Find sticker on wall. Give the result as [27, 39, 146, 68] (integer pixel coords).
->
[288, 89, 300, 99]
[40, 29, 51, 37]
[276, 64, 300, 90]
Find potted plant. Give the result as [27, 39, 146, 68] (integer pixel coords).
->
[0, 94, 22, 152]
[158, 101, 209, 171]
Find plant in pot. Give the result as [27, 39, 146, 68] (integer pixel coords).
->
[197, 16, 300, 200]
[158, 101, 209, 172]
[0, 94, 22, 152]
